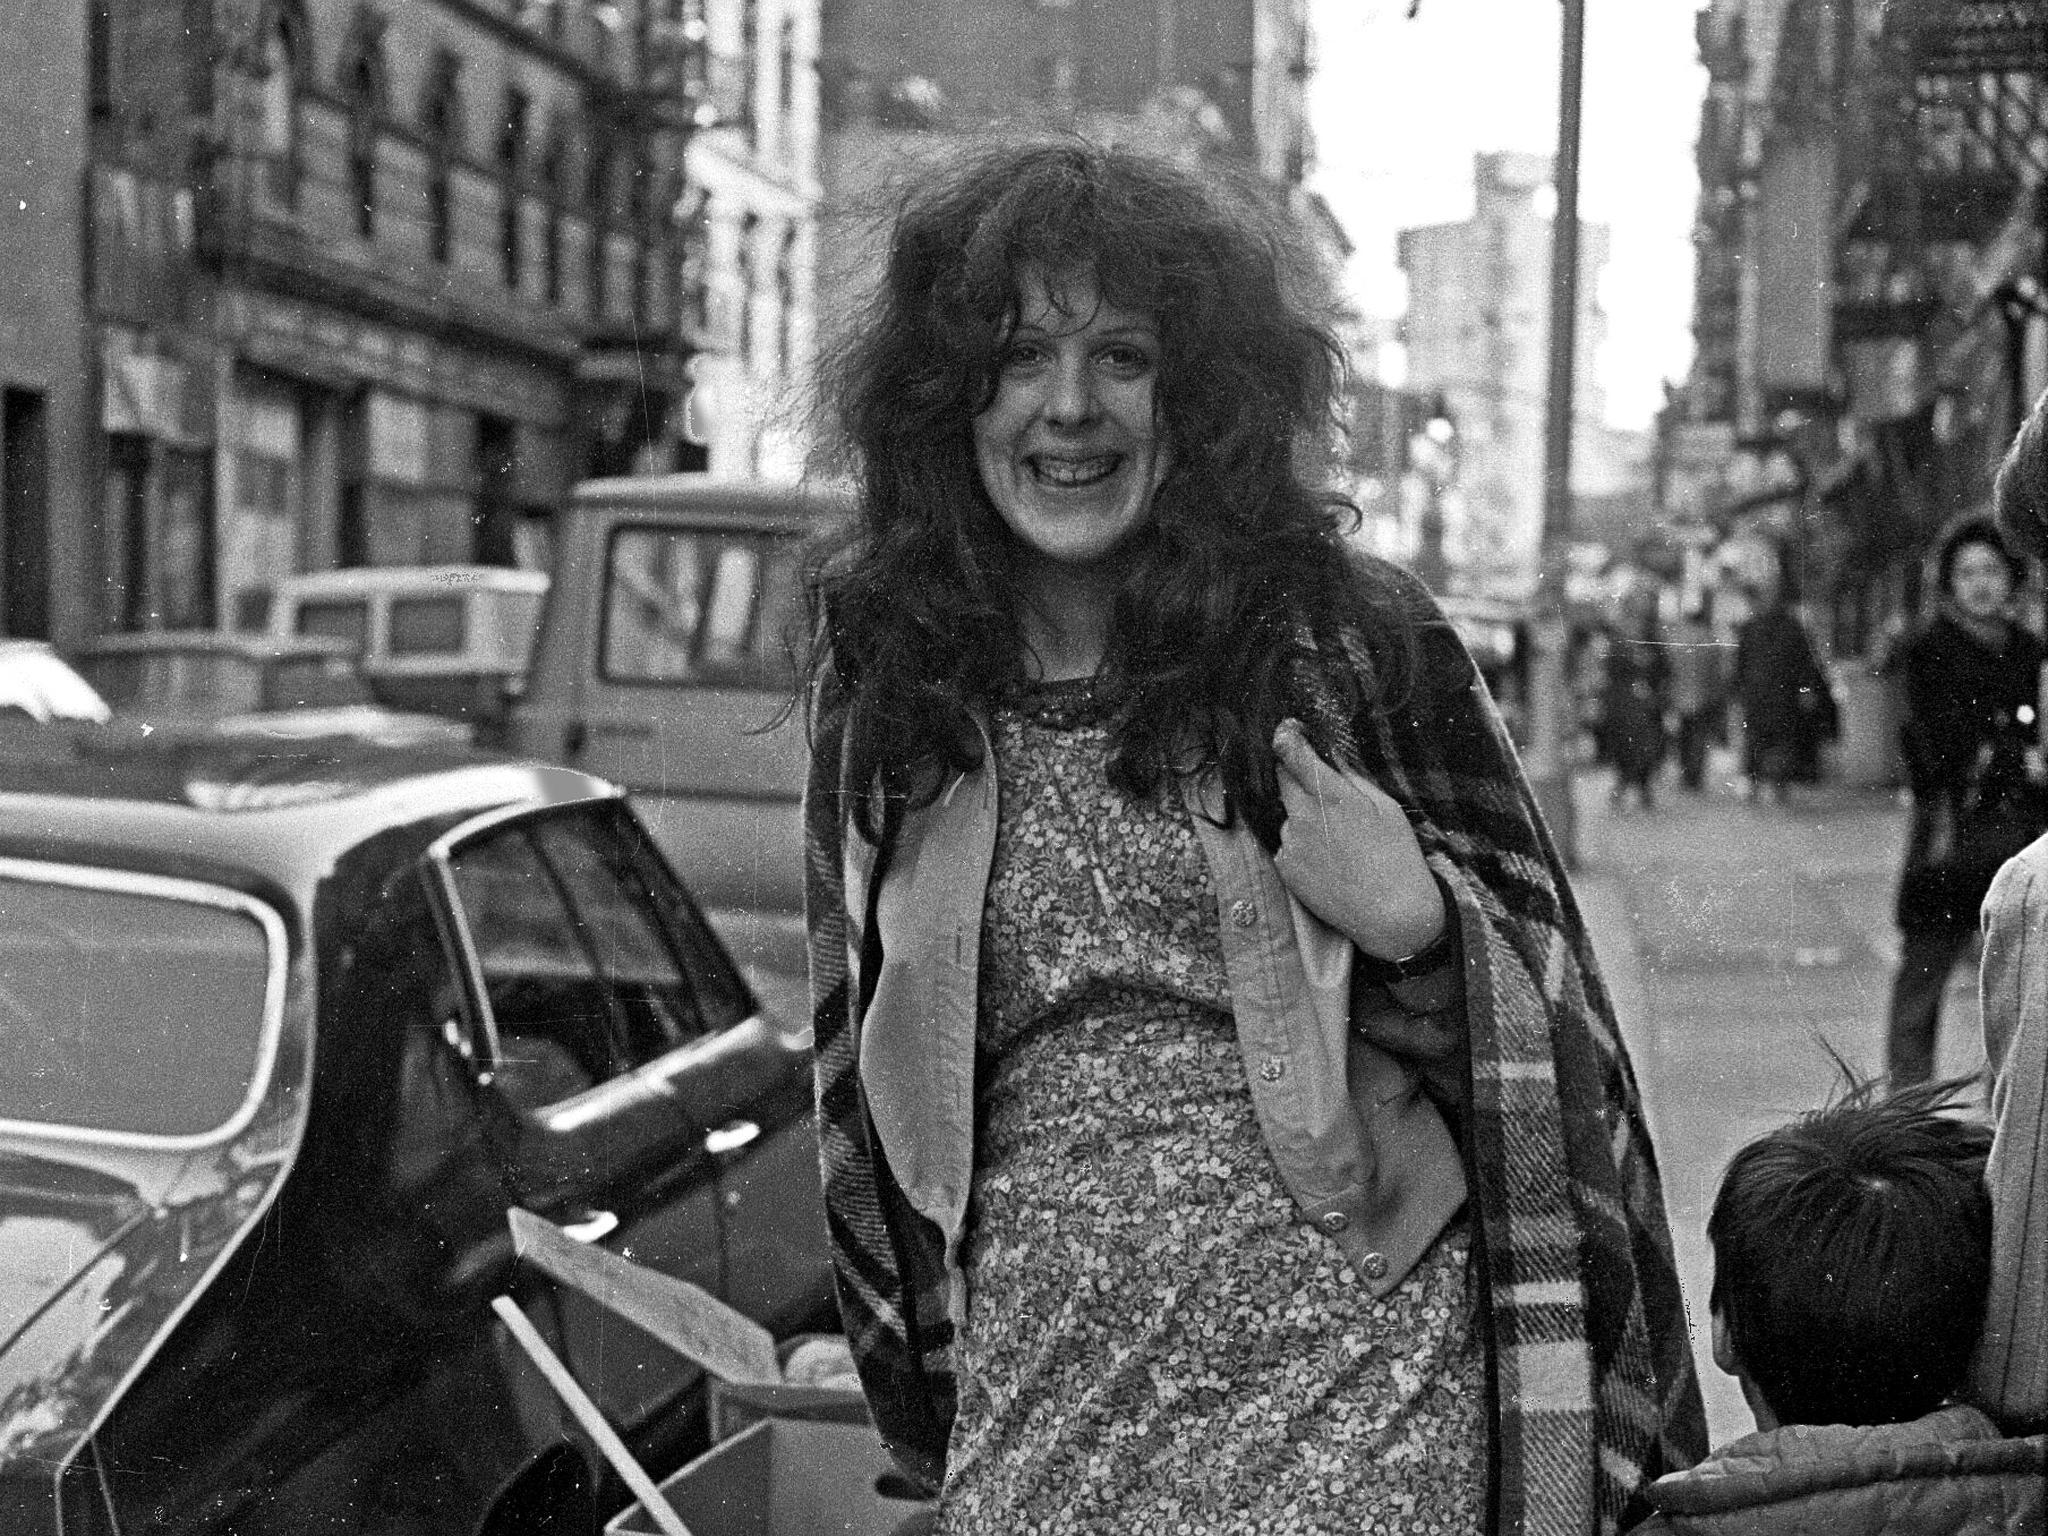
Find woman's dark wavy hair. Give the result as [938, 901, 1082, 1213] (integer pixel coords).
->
[805, 137, 1417, 846]
[1932, 510, 2022, 595]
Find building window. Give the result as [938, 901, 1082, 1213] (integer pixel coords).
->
[260, 20, 304, 206]
[775, 225, 797, 375]
[540, 138, 565, 304]
[740, 0, 760, 142]
[586, 138, 613, 315]
[342, 28, 386, 240]
[90, 2, 115, 122]
[736, 212, 759, 365]
[421, 53, 464, 266]
[626, 154, 650, 322]
[679, 189, 708, 335]
[776, 15, 798, 141]
[498, 88, 529, 289]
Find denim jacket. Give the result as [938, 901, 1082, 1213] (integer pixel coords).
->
[842, 731, 1470, 1329]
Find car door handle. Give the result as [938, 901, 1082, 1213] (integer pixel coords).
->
[704, 1119, 760, 1155]
[561, 1209, 620, 1243]
[592, 721, 655, 738]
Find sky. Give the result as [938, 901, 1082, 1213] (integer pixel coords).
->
[1305, 0, 1708, 431]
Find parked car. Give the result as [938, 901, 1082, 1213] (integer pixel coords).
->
[268, 565, 550, 739]
[72, 630, 472, 747]
[0, 729, 831, 1533]
[0, 640, 111, 724]
[510, 476, 845, 982]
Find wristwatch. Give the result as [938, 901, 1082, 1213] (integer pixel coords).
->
[1356, 921, 1457, 985]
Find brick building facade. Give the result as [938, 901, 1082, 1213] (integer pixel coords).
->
[78, 0, 816, 636]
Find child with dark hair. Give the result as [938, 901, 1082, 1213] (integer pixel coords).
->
[1631, 1080, 2047, 1534]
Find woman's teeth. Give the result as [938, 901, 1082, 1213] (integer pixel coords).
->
[1031, 454, 1120, 487]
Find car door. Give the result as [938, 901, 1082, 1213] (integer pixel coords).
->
[427, 794, 813, 1430]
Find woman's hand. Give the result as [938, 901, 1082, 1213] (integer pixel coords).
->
[1271, 718, 1445, 960]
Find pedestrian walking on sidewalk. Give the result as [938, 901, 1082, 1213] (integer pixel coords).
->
[800, 138, 1705, 1536]
[1668, 599, 1730, 793]
[1885, 513, 2048, 1087]
[1597, 587, 1671, 810]
[1732, 576, 1836, 803]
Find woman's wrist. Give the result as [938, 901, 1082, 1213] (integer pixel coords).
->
[1356, 876, 1455, 982]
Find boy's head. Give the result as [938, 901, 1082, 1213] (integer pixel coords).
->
[1707, 1077, 1993, 1430]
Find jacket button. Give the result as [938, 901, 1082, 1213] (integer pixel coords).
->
[1361, 1252, 1389, 1281]
[1321, 1211, 1349, 1234]
[1258, 1056, 1285, 1082]
[1230, 900, 1256, 928]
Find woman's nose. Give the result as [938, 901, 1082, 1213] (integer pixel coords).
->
[1042, 353, 1098, 426]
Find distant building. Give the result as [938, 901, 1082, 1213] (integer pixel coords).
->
[678, 0, 821, 481]
[813, 0, 1318, 351]
[83, 0, 818, 636]
[0, 4, 90, 642]
[1397, 151, 1613, 594]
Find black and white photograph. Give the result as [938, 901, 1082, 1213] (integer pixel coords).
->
[0, 0, 2042, 1531]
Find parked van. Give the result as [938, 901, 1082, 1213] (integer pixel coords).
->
[269, 565, 550, 737]
[510, 475, 846, 981]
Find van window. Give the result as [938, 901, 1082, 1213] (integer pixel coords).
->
[297, 598, 371, 652]
[601, 526, 796, 687]
[390, 595, 468, 656]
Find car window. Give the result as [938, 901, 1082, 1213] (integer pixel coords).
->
[443, 805, 750, 1113]
[600, 527, 797, 688]
[295, 599, 371, 652]
[264, 654, 375, 710]
[0, 872, 274, 1139]
[389, 596, 468, 657]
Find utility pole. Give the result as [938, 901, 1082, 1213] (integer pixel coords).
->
[1524, 0, 1586, 864]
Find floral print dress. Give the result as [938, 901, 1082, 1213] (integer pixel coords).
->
[936, 680, 1485, 1535]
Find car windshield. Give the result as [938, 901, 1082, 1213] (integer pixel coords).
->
[85, 651, 265, 715]
[0, 871, 276, 1139]
[262, 654, 375, 710]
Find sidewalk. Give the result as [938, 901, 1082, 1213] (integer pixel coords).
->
[1564, 761, 1986, 1444]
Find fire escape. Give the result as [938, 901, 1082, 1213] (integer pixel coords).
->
[1813, 0, 2048, 622]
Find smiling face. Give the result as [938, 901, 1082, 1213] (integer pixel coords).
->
[1949, 539, 2014, 622]
[973, 267, 1171, 583]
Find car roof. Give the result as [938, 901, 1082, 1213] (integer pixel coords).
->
[568, 473, 852, 532]
[0, 726, 615, 894]
[76, 630, 362, 660]
[273, 565, 550, 599]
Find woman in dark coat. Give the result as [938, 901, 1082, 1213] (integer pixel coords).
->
[1597, 590, 1671, 810]
[1885, 514, 2046, 1086]
[1733, 582, 1836, 801]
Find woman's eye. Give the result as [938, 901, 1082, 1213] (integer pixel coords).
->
[999, 341, 1048, 371]
[1099, 345, 1155, 376]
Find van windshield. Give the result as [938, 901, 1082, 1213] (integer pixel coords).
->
[601, 526, 798, 688]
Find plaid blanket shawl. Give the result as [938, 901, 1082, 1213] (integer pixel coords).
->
[805, 566, 1708, 1533]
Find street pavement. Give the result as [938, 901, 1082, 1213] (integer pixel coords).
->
[1567, 752, 1989, 1445]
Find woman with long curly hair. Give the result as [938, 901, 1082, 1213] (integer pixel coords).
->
[800, 138, 1705, 1534]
